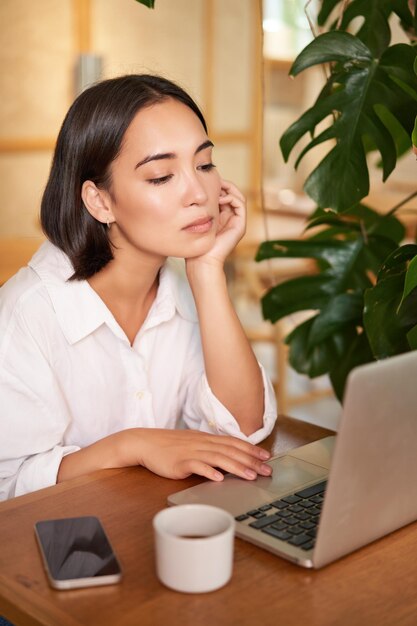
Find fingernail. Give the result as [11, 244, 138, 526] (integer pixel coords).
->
[261, 464, 272, 475]
[259, 449, 270, 460]
[245, 469, 257, 479]
[214, 471, 224, 481]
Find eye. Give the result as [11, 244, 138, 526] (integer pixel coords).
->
[198, 163, 216, 172]
[147, 174, 173, 186]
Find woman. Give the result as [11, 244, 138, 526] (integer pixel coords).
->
[0, 74, 277, 500]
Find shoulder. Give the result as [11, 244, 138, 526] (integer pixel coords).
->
[0, 265, 48, 323]
[0, 241, 69, 314]
[0, 266, 52, 363]
[0, 242, 71, 351]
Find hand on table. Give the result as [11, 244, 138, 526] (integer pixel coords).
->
[128, 428, 272, 482]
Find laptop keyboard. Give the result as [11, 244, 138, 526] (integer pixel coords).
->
[234, 480, 327, 551]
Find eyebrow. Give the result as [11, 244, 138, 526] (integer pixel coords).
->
[135, 140, 214, 169]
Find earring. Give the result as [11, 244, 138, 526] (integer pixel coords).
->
[106, 219, 111, 229]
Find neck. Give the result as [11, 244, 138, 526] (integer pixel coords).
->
[88, 247, 165, 345]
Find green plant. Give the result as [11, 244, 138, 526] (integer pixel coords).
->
[413, 66, 417, 151]
[135, 0, 155, 7]
[257, 0, 417, 401]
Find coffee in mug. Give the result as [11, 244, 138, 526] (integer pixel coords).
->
[153, 504, 235, 593]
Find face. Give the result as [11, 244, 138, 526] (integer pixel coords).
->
[102, 98, 222, 263]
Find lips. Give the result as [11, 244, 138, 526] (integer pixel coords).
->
[182, 216, 214, 234]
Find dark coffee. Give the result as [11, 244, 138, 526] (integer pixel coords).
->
[178, 534, 210, 539]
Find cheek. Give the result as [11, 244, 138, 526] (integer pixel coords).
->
[138, 188, 169, 218]
[209, 172, 222, 206]
[213, 170, 221, 192]
[117, 185, 169, 222]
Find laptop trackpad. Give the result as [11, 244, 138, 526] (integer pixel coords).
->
[168, 455, 329, 513]
[259, 455, 328, 497]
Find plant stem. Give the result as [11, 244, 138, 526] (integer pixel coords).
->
[359, 219, 368, 244]
[387, 190, 417, 216]
[336, 0, 351, 29]
[304, 0, 329, 84]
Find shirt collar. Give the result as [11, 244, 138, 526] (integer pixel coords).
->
[157, 257, 198, 324]
[29, 242, 197, 345]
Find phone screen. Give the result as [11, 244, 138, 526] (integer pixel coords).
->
[35, 516, 122, 589]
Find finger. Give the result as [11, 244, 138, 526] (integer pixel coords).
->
[182, 459, 225, 482]
[220, 179, 245, 202]
[195, 448, 272, 480]
[185, 431, 271, 462]
[218, 194, 241, 206]
[216, 447, 272, 476]
[218, 195, 245, 213]
[197, 451, 262, 480]
[218, 190, 244, 205]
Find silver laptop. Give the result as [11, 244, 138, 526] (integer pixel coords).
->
[169, 351, 417, 568]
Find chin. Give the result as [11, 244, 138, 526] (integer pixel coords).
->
[184, 239, 217, 259]
[166, 230, 217, 260]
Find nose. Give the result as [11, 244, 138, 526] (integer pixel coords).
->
[182, 170, 208, 207]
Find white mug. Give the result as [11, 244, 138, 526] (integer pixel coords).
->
[153, 504, 235, 593]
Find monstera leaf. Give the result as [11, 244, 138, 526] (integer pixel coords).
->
[259, 2, 417, 403]
[255, 205, 407, 399]
[413, 58, 417, 154]
[318, 0, 416, 56]
[413, 116, 417, 154]
[258, 204, 417, 400]
[135, 0, 155, 7]
[280, 32, 417, 212]
[364, 246, 417, 357]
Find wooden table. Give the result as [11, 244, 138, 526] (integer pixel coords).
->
[1, 416, 417, 626]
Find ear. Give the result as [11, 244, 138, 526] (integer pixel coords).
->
[81, 181, 115, 226]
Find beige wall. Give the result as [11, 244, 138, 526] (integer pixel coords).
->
[0, 0, 262, 238]
[93, 0, 205, 101]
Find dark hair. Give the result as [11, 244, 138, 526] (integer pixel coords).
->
[40, 74, 208, 280]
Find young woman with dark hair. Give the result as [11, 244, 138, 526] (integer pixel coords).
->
[0, 74, 277, 500]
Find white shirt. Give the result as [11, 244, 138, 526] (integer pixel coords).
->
[0, 242, 277, 500]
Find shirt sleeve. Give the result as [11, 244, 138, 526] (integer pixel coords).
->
[0, 302, 80, 500]
[0, 366, 80, 501]
[182, 362, 277, 444]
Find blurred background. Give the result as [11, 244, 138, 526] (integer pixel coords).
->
[1, 0, 415, 429]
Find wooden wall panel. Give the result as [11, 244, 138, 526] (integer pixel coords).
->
[0, 153, 52, 236]
[211, 0, 254, 134]
[0, 0, 73, 139]
[93, 0, 205, 105]
[212, 143, 251, 192]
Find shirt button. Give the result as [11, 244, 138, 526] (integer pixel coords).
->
[135, 391, 145, 399]
[208, 420, 216, 428]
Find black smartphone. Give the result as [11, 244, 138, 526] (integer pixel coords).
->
[34, 516, 122, 589]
